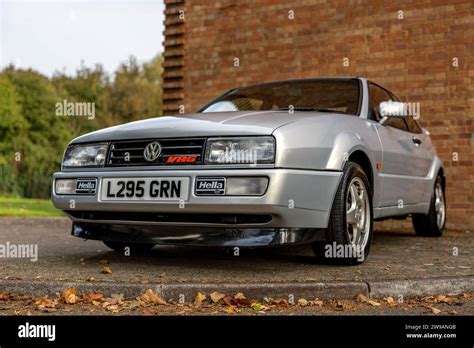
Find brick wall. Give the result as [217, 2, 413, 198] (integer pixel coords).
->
[163, 0, 474, 229]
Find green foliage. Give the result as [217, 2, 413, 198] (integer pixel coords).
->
[0, 54, 163, 199]
[0, 74, 26, 195]
[106, 55, 163, 125]
[2, 67, 74, 197]
[0, 196, 63, 217]
[52, 62, 109, 133]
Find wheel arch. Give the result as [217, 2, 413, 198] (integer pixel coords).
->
[348, 149, 374, 195]
[437, 166, 446, 191]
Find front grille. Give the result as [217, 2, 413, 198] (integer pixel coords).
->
[106, 138, 205, 166]
[67, 211, 272, 224]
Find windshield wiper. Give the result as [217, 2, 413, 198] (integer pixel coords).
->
[277, 107, 348, 114]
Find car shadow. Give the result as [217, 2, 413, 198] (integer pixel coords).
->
[90, 229, 416, 268]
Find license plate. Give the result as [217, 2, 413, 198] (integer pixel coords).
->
[100, 177, 189, 201]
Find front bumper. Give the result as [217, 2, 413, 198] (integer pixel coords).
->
[52, 168, 342, 246]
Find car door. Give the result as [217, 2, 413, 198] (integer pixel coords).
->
[368, 83, 431, 207]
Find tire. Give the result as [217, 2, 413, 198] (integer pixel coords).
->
[311, 162, 373, 265]
[412, 175, 445, 237]
[103, 241, 155, 253]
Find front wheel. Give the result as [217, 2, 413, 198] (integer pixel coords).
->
[412, 175, 445, 237]
[311, 162, 373, 265]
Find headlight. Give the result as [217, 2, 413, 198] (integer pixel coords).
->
[62, 144, 108, 168]
[205, 137, 275, 165]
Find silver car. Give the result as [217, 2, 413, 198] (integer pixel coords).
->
[52, 77, 446, 264]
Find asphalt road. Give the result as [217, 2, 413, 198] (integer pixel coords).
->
[0, 217, 472, 285]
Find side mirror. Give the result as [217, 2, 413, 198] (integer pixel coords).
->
[379, 101, 407, 118]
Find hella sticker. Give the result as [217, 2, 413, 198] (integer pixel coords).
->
[195, 177, 226, 196]
[76, 179, 97, 194]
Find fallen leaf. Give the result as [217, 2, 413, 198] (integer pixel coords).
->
[126, 300, 141, 309]
[82, 292, 104, 302]
[333, 300, 354, 311]
[92, 300, 101, 307]
[86, 277, 96, 282]
[142, 308, 154, 316]
[101, 267, 113, 274]
[429, 306, 441, 314]
[356, 293, 370, 302]
[356, 293, 380, 306]
[210, 292, 226, 303]
[105, 293, 124, 305]
[35, 297, 57, 309]
[106, 305, 119, 313]
[251, 302, 268, 312]
[138, 289, 167, 305]
[421, 295, 435, 302]
[435, 295, 452, 304]
[62, 288, 80, 304]
[271, 299, 289, 306]
[297, 298, 309, 306]
[367, 299, 381, 306]
[234, 293, 246, 300]
[310, 299, 324, 307]
[233, 293, 251, 306]
[225, 305, 236, 314]
[194, 292, 206, 306]
[223, 296, 234, 306]
[0, 292, 10, 300]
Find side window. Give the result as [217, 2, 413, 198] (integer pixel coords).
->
[368, 83, 393, 121]
[369, 83, 408, 132]
[384, 117, 408, 131]
[405, 116, 422, 134]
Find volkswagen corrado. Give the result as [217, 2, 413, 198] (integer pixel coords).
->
[52, 77, 446, 264]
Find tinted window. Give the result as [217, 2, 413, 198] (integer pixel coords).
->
[369, 83, 408, 131]
[199, 79, 361, 115]
[384, 117, 408, 131]
[405, 116, 422, 134]
[368, 83, 393, 121]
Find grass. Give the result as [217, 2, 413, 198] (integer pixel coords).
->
[0, 196, 64, 217]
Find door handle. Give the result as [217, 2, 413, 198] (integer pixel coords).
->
[412, 137, 422, 145]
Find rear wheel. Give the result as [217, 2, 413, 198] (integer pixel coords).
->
[103, 241, 155, 253]
[311, 162, 373, 265]
[412, 175, 445, 237]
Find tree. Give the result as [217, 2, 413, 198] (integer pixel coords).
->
[106, 55, 163, 126]
[52, 62, 109, 133]
[3, 67, 74, 197]
[0, 74, 26, 195]
[0, 53, 164, 198]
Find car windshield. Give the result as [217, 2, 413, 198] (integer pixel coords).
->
[198, 79, 361, 115]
